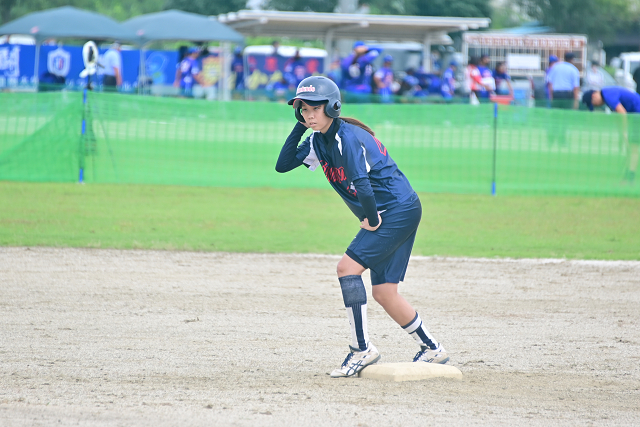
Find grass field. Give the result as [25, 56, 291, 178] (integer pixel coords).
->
[1, 181, 639, 260]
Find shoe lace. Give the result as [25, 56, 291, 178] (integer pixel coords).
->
[341, 352, 354, 368]
[413, 349, 427, 362]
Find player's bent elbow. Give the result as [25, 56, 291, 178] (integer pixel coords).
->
[275, 164, 290, 173]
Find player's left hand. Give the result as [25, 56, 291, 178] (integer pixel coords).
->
[360, 214, 382, 231]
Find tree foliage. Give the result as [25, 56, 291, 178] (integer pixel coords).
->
[162, 0, 247, 17]
[514, 0, 638, 43]
[264, 0, 337, 13]
[2, 0, 166, 24]
[1, 0, 247, 25]
[406, 0, 491, 17]
[267, 0, 492, 17]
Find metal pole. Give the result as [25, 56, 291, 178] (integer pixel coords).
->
[221, 42, 231, 101]
[423, 35, 431, 72]
[33, 42, 40, 89]
[79, 88, 87, 183]
[138, 46, 144, 95]
[324, 29, 334, 74]
[491, 102, 498, 196]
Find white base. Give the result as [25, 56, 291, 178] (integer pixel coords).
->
[358, 362, 463, 382]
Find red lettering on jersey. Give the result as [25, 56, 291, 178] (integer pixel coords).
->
[373, 137, 387, 156]
[321, 161, 346, 183]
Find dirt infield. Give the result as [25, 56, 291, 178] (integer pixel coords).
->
[1, 247, 639, 426]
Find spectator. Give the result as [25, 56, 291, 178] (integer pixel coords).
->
[585, 60, 605, 91]
[373, 55, 396, 103]
[271, 76, 290, 102]
[400, 68, 426, 97]
[546, 52, 580, 146]
[440, 60, 458, 99]
[174, 47, 203, 98]
[340, 41, 379, 95]
[231, 46, 244, 90]
[545, 55, 559, 106]
[547, 52, 580, 110]
[271, 40, 281, 57]
[478, 54, 496, 95]
[583, 87, 640, 184]
[464, 56, 491, 103]
[102, 41, 122, 92]
[493, 62, 513, 96]
[283, 49, 308, 89]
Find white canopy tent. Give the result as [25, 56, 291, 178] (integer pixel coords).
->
[217, 10, 491, 72]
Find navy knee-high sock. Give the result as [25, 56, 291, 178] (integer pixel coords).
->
[338, 275, 369, 351]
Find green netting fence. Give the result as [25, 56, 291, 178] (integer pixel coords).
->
[1, 91, 638, 197]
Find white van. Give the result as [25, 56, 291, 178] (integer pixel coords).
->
[610, 52, 640, 91]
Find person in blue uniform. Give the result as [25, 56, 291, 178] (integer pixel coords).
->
[283, 49, 308, 90]
[477, 54, 495, 98]
[583, 86, 640, 184]
[441, 60, 458, 99]
[174, 47, 202, 97]
[340, 41, 380, 97]
[231, 46, 245, 91]
[493, 62, 513, 96]
[275, 76, 449, 378]
[373, 55, 395, 103]
[545, 55, 559, 107]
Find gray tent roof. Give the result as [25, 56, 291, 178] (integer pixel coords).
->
[218, 10, 491, 42]
[122, 9, 244, 45]
[0, 6, 136, 42]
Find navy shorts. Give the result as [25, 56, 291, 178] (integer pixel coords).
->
[346, 193, 422, 286]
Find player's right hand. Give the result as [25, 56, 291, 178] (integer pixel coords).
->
[360, 214, 382, 231]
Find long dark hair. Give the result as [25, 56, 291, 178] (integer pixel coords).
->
[340, 117, 375, 136]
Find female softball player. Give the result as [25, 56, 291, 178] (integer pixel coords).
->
[275, 76, 448, 378]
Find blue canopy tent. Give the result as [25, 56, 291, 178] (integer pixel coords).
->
[0, 6, 137, 86]
[122, 10, 244, 99]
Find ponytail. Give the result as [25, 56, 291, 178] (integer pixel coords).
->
[340, 117, 375, 136]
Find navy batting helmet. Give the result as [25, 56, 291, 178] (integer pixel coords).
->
[288, 76, 341, 123]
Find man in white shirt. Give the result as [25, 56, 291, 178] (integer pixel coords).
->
[545, 52, 581, 146]
[546, 52, 580, 110]
[103, 41, 122, 91]
[584, 60, 605, 91]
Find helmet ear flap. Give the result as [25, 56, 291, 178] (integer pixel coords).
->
[326, 100, 341, 118]
[293, 99, 305, 123]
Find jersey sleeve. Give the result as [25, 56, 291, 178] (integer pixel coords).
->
[275, 122, 316, 173]
[352, 177, 379, 227]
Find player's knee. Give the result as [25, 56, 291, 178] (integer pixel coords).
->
[336, 260, 350, 277]
[336, 256, 364, 277]
[372, 285, 397, 306]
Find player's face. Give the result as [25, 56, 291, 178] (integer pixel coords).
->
[592, 91, 604, 106]
[299, 101, 333, 133]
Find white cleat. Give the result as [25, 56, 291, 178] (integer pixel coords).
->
[413, 344, 449, 364]
[330, 343, 381, 378]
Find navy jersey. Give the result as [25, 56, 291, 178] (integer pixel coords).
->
[277, 119, 415, 221]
